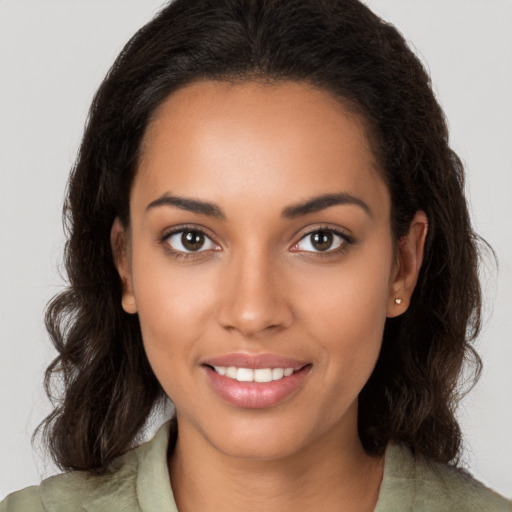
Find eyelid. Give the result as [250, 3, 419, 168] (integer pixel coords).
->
[159, 223, 354, 257]
[160, 225, 221, 255]
[290, 225, 355, 253]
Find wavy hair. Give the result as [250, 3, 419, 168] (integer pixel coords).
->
[38, 0, 483, 471]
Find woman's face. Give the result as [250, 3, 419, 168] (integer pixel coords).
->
[116, 81, 422, 460]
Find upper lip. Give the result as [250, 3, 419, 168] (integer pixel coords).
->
[201, 353, 309, 370]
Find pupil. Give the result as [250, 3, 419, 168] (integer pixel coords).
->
[182, 231, 204, 251]
[312, 231, 333, 251]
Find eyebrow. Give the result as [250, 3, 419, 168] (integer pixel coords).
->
[146, 193, 225, 219]
[281, 192, 372, 218]
[145, 190, 371, 219]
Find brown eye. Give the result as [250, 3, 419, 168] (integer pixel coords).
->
[293, 229, 346, 253]
[166, 229, 217, 253]
[181, 231, 205, 251]
[311, 231, 334, 251]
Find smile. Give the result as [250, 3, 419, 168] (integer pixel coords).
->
[202, 355, 311, 409]
[212, 366, 295, 382]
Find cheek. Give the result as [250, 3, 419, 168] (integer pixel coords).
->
[294, 245, 393, 376]
[315, 294, 387, 418]
[130, 253, 217, 380]
[298, 249, 392, 329]
[313, 282, 387, 371]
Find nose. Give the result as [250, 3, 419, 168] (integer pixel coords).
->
[216, 249, 294, 338]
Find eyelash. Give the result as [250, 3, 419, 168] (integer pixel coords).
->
[160, 225, 219, 260]
[291, 226, 355, 257]
[160, 225, 355, 259]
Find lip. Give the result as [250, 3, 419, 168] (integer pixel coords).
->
[202, 353, 311, 409]
[202, 353, 309, 370]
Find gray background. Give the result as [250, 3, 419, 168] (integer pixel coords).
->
[1, 0, 511, 500]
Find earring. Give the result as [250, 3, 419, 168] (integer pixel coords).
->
[394, 298, 403, 305]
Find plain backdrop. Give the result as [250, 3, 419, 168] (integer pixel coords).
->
[1, 0, 511, 501]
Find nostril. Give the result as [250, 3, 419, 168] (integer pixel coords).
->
[216, 276, 294, 336]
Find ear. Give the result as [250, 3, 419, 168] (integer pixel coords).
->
[387, 211, 428, 318]
[111, 217, 137, 314]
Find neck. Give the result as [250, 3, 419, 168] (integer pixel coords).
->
[168, 409, 384, 512]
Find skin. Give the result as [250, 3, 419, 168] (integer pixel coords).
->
[113, 80, 427, 512]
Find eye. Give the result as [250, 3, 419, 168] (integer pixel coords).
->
[293, 229, 349, 253]
[165, 229, 218, 253]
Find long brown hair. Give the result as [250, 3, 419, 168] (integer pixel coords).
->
[38, 0, 483, 472]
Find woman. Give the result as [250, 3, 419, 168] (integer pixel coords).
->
[1, 0, 510, 510]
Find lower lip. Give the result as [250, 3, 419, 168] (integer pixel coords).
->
[203, 365, 311, 409]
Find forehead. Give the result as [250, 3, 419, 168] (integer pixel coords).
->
[133, 80, 389, 218]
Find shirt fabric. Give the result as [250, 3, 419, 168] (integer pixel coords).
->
[1, 421, 510, 511]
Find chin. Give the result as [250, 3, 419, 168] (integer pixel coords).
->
[208, 428, 306, 461]
[186, 404, 350, 463]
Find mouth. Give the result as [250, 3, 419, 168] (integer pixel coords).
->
[201, 354, 311, 408]
[207, 365, 298, 382]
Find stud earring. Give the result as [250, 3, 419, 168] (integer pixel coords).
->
[394, 298, 403, 305]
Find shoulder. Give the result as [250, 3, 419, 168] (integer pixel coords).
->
[0, 451, 139, 512]
[376, 443, 512, 512]
[0, 421, 175, 512]
[414, 455, 512, 512]
[0, 486, 43, 512]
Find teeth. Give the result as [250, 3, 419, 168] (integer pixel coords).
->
[237, 368, 253, 382]
[216, 366, 227, 376]
[226, 366, 237, 379]
[254, 368, 272, 383]
[213, 366, 296, 382]
[272, 368, 284, 380]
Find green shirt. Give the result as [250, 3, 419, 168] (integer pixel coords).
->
[1, 422, 510, 511]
